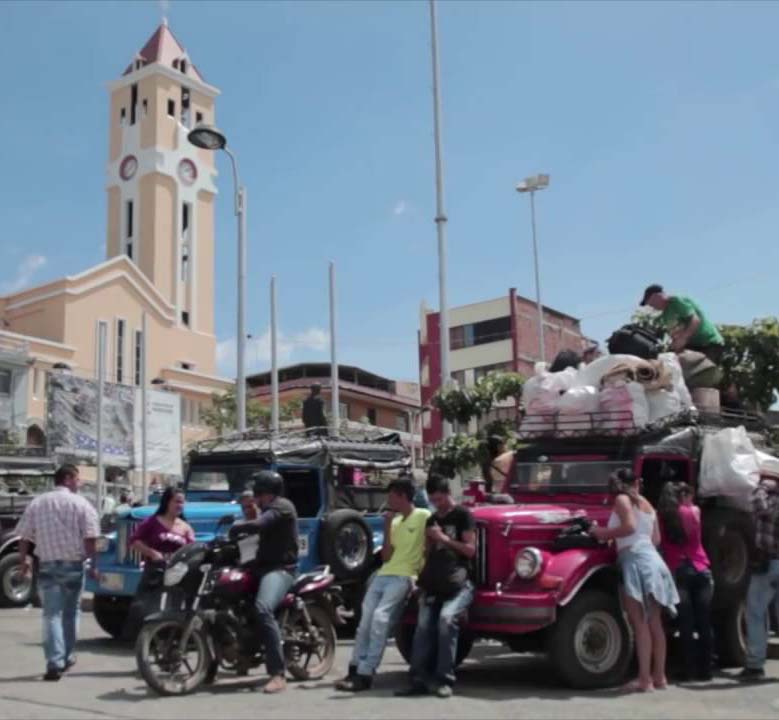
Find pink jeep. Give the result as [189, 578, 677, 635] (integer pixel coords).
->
[397, 414, 761, 689]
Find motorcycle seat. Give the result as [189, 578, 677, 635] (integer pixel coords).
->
[290, 567, 331, 595]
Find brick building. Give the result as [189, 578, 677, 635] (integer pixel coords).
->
[418, 289, 591, 446]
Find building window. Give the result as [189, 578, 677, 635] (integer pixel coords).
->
[179, 362, 194, 371]
[142, 99, 148, 116]
[474, 362, 512, 383]
[125, 200, 134, 259]
[173, 59, 179, 70]
[339, 401, 349, 420]
[182, 397, 200, 426]
[196, 111, 203, 125]
[181, 87, 191, 127]
[134, 330, 143, 386]
[130, 83, 138, 126]
[167, 99, 175, 117]
[451, 369, 466, 387]
[395, 413, 410, 432]
[180, 59, 187, 74]
[120, 107, 126, 126]
[116, 319, 125, 384]
[450, 316, 511, 350]
[181, 311, 190, 327]
[0, 369, 11, 396]
[367, 408, 377, 425]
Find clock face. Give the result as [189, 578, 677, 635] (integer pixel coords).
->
[178, 159, 197, 186]
[119, 155, 138, 181]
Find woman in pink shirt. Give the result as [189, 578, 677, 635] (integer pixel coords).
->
[658, 482, 713, 681]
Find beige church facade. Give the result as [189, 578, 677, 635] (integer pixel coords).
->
[0, 22, 232, 456]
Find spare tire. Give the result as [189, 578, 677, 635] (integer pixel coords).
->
[702, 508, 754, 609]
[320, 510, 374, 580]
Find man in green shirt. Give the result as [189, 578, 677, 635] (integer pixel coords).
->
[641, 284, 725, 363]
[335, 476, 430, 693]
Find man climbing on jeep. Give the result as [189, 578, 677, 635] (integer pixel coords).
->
[640, 284, 725, 364]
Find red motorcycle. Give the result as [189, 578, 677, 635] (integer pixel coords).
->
[135, 520, 338, 695]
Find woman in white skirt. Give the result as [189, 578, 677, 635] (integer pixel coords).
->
[590, 468, 679, 692]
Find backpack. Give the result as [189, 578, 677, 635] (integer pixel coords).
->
[607, 324, 661, 360]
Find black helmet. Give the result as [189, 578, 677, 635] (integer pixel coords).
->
[253, 470, 284, 497]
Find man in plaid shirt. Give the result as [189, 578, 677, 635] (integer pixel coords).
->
[740, 477, 779, 682]
[17, 464, 100, 681]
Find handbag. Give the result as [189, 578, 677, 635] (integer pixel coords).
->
[607, 324, 661, 360]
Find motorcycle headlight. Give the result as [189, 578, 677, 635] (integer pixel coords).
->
[95, 536, 112, 553]
[164, 562, 188, 587]
[514, 547, 543, 579]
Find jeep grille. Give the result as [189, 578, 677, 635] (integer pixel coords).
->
[117, 520, 142, 565]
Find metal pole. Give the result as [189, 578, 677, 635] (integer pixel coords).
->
[225, 148, 247, 433]
[140, 312, 148, 505]
[430, 0, 451, 440]
[270, 276, 280, 432]
[96, 322, 106, 519]
[409, 410, 416, 470]
[329, 262, 340, 435]
[529, 190, 546, 364]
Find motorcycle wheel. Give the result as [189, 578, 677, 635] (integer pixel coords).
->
[136, 619, 211, 696]
[285, 604, 337, 681]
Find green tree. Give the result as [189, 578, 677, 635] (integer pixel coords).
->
[430, 371, 525, 478]
[720, 319, 779, 411]
[201, 388, 303, 434]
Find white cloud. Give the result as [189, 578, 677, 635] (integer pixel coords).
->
[393, 200, 407, 216]
[217, 326, 330, 376]
[0, 255, 47, 294]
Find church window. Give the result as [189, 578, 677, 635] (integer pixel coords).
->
[120, 108, 126, 126]
[180, 59, 187, 74]
[181, 311, 190, 327]
[116, 319, 125, 384]
[134, 330, 143, 386]
[167, 99, 175, 117]
[181, 87, 191, 127]
[196, 111, 203, 125]
[125, 200, 134, 259]
[130, 83, 138, 126]
[142, 99, 148, 116]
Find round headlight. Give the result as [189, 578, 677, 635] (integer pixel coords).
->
[514, 547, 543, 579]
[164, 562, 189, 587]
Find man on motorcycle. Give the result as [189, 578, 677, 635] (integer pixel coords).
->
[230, 470, 298, 694]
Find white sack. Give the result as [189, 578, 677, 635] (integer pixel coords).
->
[657, 352, 693, 408]
[699, 426, 760, 501]
[646, 389, 682, 423]
[557, 386, 599, 431]
[522, 366, 578, 415]
[575, 354, 643, 389]
[598, 382, 649, 431]
[757, 450, 779, 479]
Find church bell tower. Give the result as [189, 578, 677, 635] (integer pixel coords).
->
[105, 20, 219, 336]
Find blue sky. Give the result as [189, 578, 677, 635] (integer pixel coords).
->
[2, 0, 778, 381]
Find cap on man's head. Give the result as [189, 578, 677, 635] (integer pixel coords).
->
[640, 284, 664, 306]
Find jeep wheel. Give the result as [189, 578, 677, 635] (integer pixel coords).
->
[320, 510, 374, 580]
[703, 509, 753, 609]
[715, 600, 747, 668]
[93, 594, 132, 640]
[549, 590, 632, 689]
[0, 552, 34, 608]
[394, 621, 474, 668]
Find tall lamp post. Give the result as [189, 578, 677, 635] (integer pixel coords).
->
[188, 125, 248, 433]
[516, 174, 550, 364]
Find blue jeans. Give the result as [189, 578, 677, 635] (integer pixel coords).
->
[675, 563, 714, 676]
[351, 575, 412, 676]
[255, 569, 295, 677]
[745, 559, 779, 669]
[38, 561, 84, 672]
[409, 583, 474, 687]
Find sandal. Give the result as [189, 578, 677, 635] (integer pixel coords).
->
[621, 680, 654, 693]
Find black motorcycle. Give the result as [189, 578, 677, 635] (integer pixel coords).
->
[135, 519, 338, 695]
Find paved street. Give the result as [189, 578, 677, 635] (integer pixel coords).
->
[2, 607, 779, 720]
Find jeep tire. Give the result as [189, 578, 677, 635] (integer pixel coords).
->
[549, 589, 632, 689]
[394, 620, 474, 668]
[703, 509, 753, 609]
[0, 552, 35, 608]
[93, 594, 132, 640]
[714, 600, 747, 668]
[320, 510, 373, 580]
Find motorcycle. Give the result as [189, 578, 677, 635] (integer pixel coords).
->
[135, 517, 338, 696]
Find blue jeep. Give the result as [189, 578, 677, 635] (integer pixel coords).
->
[87, 430, 422, 639]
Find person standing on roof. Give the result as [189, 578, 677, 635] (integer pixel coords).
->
[302, 383, 328, 435]
[640, 285, 725, 363]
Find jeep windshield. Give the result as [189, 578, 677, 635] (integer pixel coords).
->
[186, 465, 271, 502]
[511, 460, 631, 495]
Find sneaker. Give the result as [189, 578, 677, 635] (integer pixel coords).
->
[43, 669, 61, 682]
[738, 667, 766, 682]
[436, 685, 453, 699]
[336, 665, 358, 684]
[394, 683, 428, 697]
[263, 675, 287, 694]
[335, 674, 373, 692]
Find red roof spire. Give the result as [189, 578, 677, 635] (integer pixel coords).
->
[122, 23, 204, 82]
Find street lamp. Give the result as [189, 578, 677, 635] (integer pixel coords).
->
[188, 124, 248, 433]
[516, 174, 550, 364]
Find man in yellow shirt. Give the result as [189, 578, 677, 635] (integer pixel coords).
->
[335, 476, 430, 692]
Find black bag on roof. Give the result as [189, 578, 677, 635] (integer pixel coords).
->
[606, 324, 661, 359]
